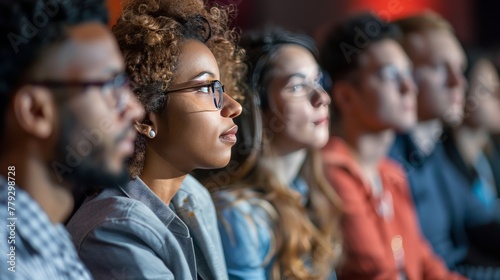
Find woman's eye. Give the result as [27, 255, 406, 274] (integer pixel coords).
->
[291, 84, 305, 92]
[198, 86, 210, 94]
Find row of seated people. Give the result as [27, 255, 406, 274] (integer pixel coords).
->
[1, 0, 500, 279]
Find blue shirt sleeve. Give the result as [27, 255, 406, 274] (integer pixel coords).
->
[218, 199, 273, 280]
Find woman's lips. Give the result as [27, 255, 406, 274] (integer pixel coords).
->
[313, 117, 329, 126]
[220, 125, 238, 143]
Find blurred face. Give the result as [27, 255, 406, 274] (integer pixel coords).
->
[151, 39, 242, 172]
[264, 44, 330, 154]
[463, 59, 500, 132]
[405, 30, 467, 126]
[35, 22, 144, 186]
[347, 39, 417, 132]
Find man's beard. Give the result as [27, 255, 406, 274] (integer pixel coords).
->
[53, 109, 131, 191]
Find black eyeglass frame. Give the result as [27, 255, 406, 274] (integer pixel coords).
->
[26, 72, 131, 112]
[166, 80, 225, 110]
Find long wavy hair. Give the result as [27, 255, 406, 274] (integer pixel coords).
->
[112, 0, 247, 178]
[216, 29, 343, 280]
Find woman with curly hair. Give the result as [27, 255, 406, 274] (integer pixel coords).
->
[212, 29, 343, 280]
[66, 0, 245, 279]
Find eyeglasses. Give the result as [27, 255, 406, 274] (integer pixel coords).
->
[377, 65, 414, 85]
[27, 72, 131, 113]
[166, 80, 224, 110]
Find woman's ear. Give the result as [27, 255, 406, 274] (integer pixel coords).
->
[134, 112, 159, 139]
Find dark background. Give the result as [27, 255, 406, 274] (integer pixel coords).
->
[107, 0, 500, 50]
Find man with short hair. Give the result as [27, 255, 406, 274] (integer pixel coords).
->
[320, 13, 463, 279]
[0, 0, 144, 278]
[389, 11, 500, 277]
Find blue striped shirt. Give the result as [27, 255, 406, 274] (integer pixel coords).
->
[1, 176, 92, 279]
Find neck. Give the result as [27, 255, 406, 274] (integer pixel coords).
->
[263, 147, 307, 185]
[411, 119, 443, 155]
[454, 125, 489, 166]
[337, 121, 394, 168]
[140, 146, 187, 205]
[0, 147, 73, 224]
[336, 122, 394, 187]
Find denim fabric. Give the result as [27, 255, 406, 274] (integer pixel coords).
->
[171, 175, 228, 280]
[67, 175, 227, 280]
[215, 178, 337, 280]
[217, 192, 274, 280]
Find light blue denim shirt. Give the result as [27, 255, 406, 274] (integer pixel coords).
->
[215, 177, 337, 280]
[216, 192, 274, 279]
[66, 175, 227, 280]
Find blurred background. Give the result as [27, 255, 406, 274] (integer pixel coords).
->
[106, 0, 500, 50]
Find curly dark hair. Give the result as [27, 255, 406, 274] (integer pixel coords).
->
[114, 0, 247, 178]
[0, 0, 108, 145]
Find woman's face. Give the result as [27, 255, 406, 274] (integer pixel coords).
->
[464, 59, 500, 132]
[264, 44, 330, 154]
[151, 39, 242, 172]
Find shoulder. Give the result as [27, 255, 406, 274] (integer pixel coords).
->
[215, 190, 272, 222]
[215, 190, 274, 271]
[67, 193, 168, 249]
[215, 190, 273, 247]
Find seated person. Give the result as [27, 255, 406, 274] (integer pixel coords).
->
[389, 12, 500, 277]
[213, 29, 342, 280]
[66, 0, 244, 278]
[320, 13, 464, 280]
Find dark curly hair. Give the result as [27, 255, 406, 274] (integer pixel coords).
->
[114, 0, 246, 178]
[0, 0, 108, 145]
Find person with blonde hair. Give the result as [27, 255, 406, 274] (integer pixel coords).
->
[389, 11, 500, 278]
[66, 0, 245, 278]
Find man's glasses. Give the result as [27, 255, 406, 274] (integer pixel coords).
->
[166, 80, 224, 110]
[377, 65, 414, 86]
[28, 72, 131, 113]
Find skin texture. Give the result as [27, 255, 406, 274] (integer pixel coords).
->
[265, 44, 331, 156]
[454, 58, 500, 167]
[139, 39, 242, 204]
[404, 30, 467, 126]
[463, 59, 500, 132]
[334, 39, 417, 134]
[0, 22, 144, 223]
